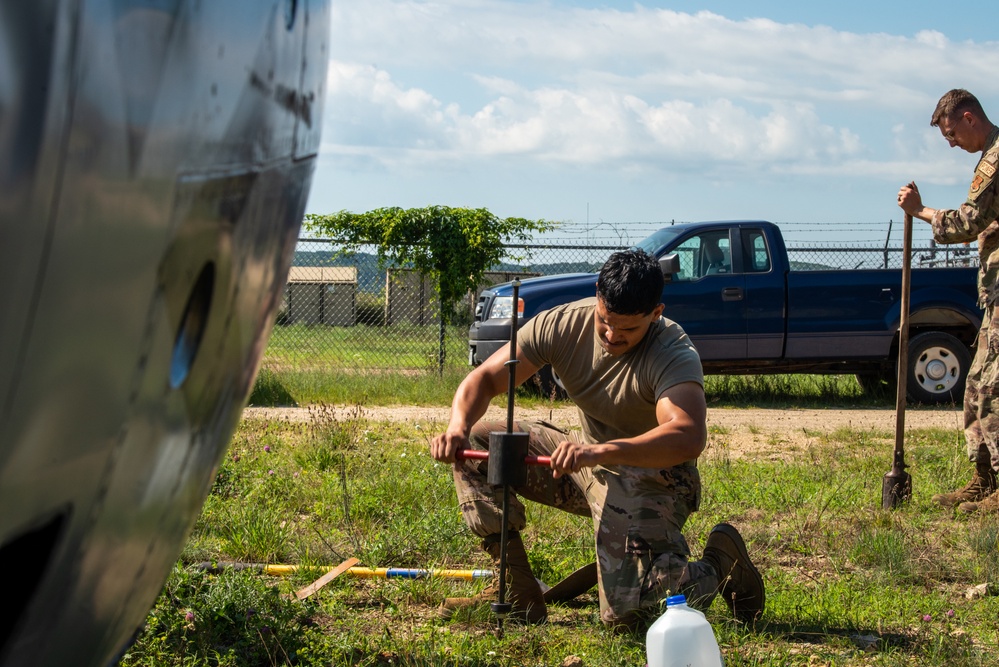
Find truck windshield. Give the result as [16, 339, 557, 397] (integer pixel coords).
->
[633, 228, 682, 256]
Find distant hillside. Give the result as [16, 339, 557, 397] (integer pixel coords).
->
[525, 261, 603, 275]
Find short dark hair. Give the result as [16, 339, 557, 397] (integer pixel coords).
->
[931, 89, 988, 127]
[596, 249, 664, 315]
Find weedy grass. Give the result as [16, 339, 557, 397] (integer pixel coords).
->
[122, 407, 999, 667]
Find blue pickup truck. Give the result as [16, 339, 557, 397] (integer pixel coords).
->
[468, 220, 983, 404]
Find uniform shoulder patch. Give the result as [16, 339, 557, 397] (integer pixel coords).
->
[969, 155, 998, 201]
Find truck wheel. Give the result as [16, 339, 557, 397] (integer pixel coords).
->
[527, 365, 568, 400]
[906, 332, 970, 405]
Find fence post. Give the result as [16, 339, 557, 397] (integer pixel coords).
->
[437, 313, 446, 376]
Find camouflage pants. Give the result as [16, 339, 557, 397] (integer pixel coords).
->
[454, 420, 721, 627]
[964, 303, 999, 472]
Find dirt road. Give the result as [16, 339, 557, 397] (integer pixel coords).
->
[244, 404, 964, 459]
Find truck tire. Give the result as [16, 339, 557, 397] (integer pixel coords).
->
[906, 331, 970, 405]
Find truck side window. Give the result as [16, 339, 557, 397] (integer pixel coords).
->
[673, 233, 731, 280]
[742, 229, 771, 273]
[670, 237, 698, 281]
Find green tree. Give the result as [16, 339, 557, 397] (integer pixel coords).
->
[303, 206, 556, 323]
[303, 206, 556, 374]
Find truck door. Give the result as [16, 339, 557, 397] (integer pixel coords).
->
[661, 230, 748, 360]
[740, 227, 785, 359]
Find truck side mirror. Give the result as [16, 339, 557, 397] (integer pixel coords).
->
[659, 253, 680, 282]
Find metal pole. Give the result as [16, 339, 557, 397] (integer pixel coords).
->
[196, 562, 495, 580]
[883, 213, 913, 508]
[438, 312, 446, 376]
[491, 280, 522, 636]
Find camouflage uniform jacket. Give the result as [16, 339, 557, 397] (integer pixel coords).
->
[931, 126, 999, 307]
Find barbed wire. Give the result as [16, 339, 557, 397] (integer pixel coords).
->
[523, 219, 945, 248]
[298, 219, 950, 248]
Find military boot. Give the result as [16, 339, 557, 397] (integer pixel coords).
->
[958, 488, 999, 514]
[931, 463, 997, 508]
[440, 532, 547, 624]
[702, 522, 765, 623]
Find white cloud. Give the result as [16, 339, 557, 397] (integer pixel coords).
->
[324, 62, 862, 171]
[321, 1, 999, 184]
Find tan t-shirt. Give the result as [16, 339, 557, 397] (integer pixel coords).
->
[518, 296, 703, 445]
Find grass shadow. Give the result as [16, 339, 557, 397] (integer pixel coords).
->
[757, 620, 918, 651]
[248, 368, 298, 406]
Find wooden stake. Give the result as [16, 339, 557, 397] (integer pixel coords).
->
[295, 557, 361, 600]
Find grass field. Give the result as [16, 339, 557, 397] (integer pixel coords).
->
[255, 324, 891, 410]
[263, 324, 470, 373]
[118, 387, 999, 666]
[249, 363, 886, 411]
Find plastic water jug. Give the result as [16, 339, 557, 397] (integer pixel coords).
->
[646, 594, 724, 667]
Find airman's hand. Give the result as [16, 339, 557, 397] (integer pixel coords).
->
[549, 440, 599, 479]
[431, 429, 468, 464]
[897, 181, 922, 216]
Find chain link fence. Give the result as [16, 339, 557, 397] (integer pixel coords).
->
[263, 223, 979, 376]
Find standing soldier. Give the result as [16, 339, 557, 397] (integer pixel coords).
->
[898, 89, 999, 513]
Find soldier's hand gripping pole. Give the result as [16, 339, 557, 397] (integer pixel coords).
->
[486, 280, 528, 636]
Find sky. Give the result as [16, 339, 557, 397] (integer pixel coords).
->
[305, 1, 999, 245]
